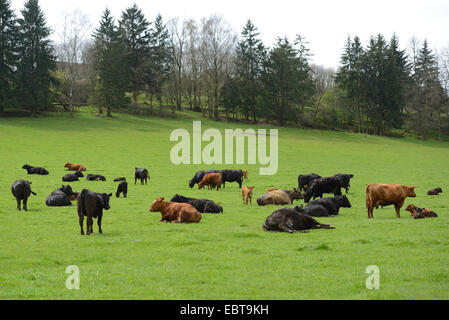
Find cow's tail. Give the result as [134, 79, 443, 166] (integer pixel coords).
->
[31, 190, 37, 196]
[78, 189, 88, 216]
[365, 184, 372, 209]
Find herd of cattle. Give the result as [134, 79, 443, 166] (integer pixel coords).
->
[10, 164, 441, 235]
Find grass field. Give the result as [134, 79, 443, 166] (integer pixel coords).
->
[0, 108, 448, 300]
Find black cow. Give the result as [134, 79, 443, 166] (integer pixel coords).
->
[170, 194, 223, 213]
[86, 174, 106, 181]
[189, 170, 221, 188]
[427, 188, 443, 196]
[220, 170, 246, 188]
[22, 164, 49, 175]
[116, 181, 128, 198]
[62, 171, 84, 182]
[297, 173, 321, 191]
[304, 176, 344, 203]
[77, 189, 112, 235]
[45, 185, 74, 207]
[11, 180, 36, 211]
[135, 168, 149, 185]
[262, 206, 335, 233]
[303, 195, 352, 217]
[333, 174, 354, 193]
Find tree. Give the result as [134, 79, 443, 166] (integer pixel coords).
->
[168, 17, 187, 113]
[93, 8, 129, 117]
[119, 3, 150, 103]
[0, 0, 18, 114]
[184, 19, 202, 112]
[15, 0, 56, 116]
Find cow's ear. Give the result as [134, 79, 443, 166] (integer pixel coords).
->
[161, 197, 165, 201]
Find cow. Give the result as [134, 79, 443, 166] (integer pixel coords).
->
[365, 184, 416, 218]
[135, 168, 149, 185]
[242, 186, 255, 205]
[64, 162, 86, 171]
[427, 188, 443, 196]
[304, 176, 343, 203]
[149, 197, 202, 223]
[22, 164, 49, 175]
[221, 170, 247, 188]
[198, 173, 223, 191]
[116, 181, 128, 198]
[113, 177, 126, 182]
[257, 188, 303, 206]
[333, 174, 354, 193]
[262, 206, 335, 233]
[45, 185, 74, 207]
[189, 170, 221, 188]
[304, 195, 352, 217]
[297, 173, 321, 191]
[170, 194, 223, 213]
[62, 171, 84, 182]
[77, 189, 112, 235]
[11, 180, 36, 211]
[86, 174, 106, 181]
[405, 204, 438, 219]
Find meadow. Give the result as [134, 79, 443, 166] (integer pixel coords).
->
[0, 108, 448, 300]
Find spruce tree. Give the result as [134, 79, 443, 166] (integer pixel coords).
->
[15, 0, 56, 116]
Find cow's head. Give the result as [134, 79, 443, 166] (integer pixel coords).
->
[75, 171, 84, 178]
[303, 188, 313, 203]
[99, 193, 112, 210]
[64, 162, 71, 168]
[149, 197, 165, 212]
[407, 186, 417, 197]
[242, 170, 248, 179]
[22, 164, 30, 169]
[405, 204, 417, 217]
[436, 188, 443, 193]
[293, 205, 305, 213]
[60, 184, 74, 196]
[337, 195, 352, 208]
[189, 180, 194, 188]
[247, 186, 255, 193]
[292, 188, 304, 201]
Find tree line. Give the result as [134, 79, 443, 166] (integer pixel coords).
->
[1, 0, 449, 140]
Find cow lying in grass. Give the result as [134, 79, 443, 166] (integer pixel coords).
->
[86, 174, 106, 181]
[77, 189, 112, 235]
[198, 173, 223, 191]
[150, 197, 202, 223]
[46, 185, 74, 207]
[405, 204, 438, 219]
[64, 162, 86, 171]
[365, 183, 416, 218]
[22, 164, 49, 175]
[257, 188, 303, 206]
[11, 180, 36, 211]
[62, 171, 84, 182]
[304, 195, 352, 217]
[427, 188, 442, 196]
[170, 194, 223, 213]
[262, 206, 335, 233]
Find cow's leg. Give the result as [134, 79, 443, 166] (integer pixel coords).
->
[16, 198, 21, 211]
[23, 198, 28, 211]
[79, 215, 84, 235]
[394, 204, 401, 218]
[239, 179, 242, 188]
[86, 216, 93, 235]
[97, 215, 103, 233]
[242, 194, 245, 204]
[278, 223, 294, 233]
[135, 177, 137, 185]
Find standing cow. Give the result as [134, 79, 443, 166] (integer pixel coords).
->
[116, 181, 128, 198]
[77, 189, 112, 235]
[365, 184, 416, 218]
[11, 180, 37, 211]
[135, 168, 149, 185]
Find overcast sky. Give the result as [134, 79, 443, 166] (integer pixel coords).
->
[10, 0, 449, 68]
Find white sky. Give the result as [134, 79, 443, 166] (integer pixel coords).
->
[10, 0, 449, 68]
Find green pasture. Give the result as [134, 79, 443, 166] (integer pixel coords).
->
[0, 108, 448, 299]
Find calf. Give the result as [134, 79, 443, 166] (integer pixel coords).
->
[427, 188, 442, 196]
[242, 186, 255, 205]
[22, 164, 49, 175]
[149, 197, 202, 223]
[366, 183, 416, 218]
[297, 173, 321, 191]
[11, 180, 37, 211]
[305, 195, 352, 217]
[262, 206, 335, 233]
[198, 173, 223, 191]
[64, 162, 86, 171]
[304, 176, 343, 203]
[62, 171, 84, 182]
[116, 181, 128, 198]
[86, 174, 106, 181]
[405, 204, 438, 219]
[135, 168, 149, 185]
[46, 185, 74, 207]
[77, 189, 112, 235]
[189, 170, 221, 188]
[170, 194, 223, 213]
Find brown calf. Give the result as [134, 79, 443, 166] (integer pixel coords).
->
[198, 173, 223, 191]
[242, 186, 255, 205]
[366, 184, 416, 218]
[149, 197, 202, 223]
[64, 162, 87, 171]
[405, 204, 438, 219]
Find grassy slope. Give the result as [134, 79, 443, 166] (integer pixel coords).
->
[0, 109, 448, 300]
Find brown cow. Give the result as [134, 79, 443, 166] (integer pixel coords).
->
[405, 204, 438, 219]
[366, 184, 416, 218]
[242, 170, 248, 179]
[149, 197, 202, 223]
[242, 186, 255, 205]
[64, 162, 86, 171]
[198, 172, 223, 191]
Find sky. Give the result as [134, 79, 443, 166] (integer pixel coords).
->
[10, 0, 449, 69]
